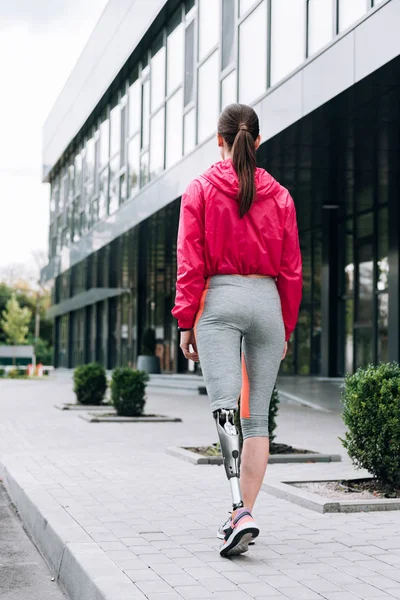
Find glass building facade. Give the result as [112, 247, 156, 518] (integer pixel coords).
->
[43, 0, 398, 375]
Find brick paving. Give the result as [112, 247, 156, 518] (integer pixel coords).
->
[1, 375, 400, 600]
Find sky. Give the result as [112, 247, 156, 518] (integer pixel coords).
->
[0, 0, 109, 280]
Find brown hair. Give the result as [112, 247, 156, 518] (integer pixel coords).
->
[218, 104, 260, 217]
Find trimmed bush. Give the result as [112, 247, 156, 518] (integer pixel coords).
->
[73, 363, 107, 405]
[7, 367, 27, 379]
[235, 385, 280, 444]
[111, 367, 149, 417]
[0, 368, 5, 378]
[341, 362, 400, 488]
[140, 328, 156, 356]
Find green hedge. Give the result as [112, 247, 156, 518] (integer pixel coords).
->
[111, 368, 149, 417]
[341, 362, 400, 489]
[73, 363, 107, 405]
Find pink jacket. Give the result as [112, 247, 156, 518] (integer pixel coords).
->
[172, 159, 302, 341]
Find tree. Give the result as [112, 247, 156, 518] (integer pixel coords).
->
[1, 293, 32, 359]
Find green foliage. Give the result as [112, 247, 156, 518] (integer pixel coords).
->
[34, 337, 53, 365]
[111, 368, 149, 417]
[1, 293, 31, 346]
[0, 368, 5, 378]
[235, 385, 280, 444]
[341, 362, 400, 488]
[73, 363, 107, 405]
[7, 367, 27, 379]
[140, 328, 156, 356]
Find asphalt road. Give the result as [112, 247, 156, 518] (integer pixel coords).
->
[0, 483, 66, 600]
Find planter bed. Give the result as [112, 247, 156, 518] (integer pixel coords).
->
[166, 443, 341, 465]
[80, 412, 182, 423]
[262, 477, 400, 513]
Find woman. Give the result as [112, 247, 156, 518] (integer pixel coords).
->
[172, 104, 302, 557]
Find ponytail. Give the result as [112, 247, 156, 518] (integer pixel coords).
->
[217, 103, 260, 218]
[232, 128, 257, 218]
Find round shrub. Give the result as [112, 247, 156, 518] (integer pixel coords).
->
[7, 367, 27, 379]
[0, 368, 5, 378]
[111, 367, 149, 417]
[73, 363, 107, 405]
[341, 362, 400, 488]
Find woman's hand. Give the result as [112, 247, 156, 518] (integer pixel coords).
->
[180, 330, 199, 362]
[282, 342, 288, 360]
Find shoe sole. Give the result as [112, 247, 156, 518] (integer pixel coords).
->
[220, 525, 259, 558]
[217, 530, 255, 544]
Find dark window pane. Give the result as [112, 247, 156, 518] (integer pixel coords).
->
[297, 310, 311, 375]
[378, 207, 388, 291]
[344, 229, 354, 295]
[222, 0, 235, 70]
[378, 293, 388, 363]
[356, 242, 373, 324]
[184, 20, 195, 106]
[355, 328, 373, 369]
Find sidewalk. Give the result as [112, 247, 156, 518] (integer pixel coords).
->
[1, 375, 400, 600]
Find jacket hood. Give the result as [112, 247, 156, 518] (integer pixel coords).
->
[201, 159, 280, 201]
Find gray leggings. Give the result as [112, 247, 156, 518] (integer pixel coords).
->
[195, 275, 285, 439]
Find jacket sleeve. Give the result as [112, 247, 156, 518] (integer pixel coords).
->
[276, 193, 302, 342]
[171, 179, 206, 329]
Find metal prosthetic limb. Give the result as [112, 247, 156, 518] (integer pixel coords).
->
[214, 409, 244, 511]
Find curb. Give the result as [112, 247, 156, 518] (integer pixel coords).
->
[0, 460, 146, 600]
[80, 414, 182, 423]
[262, 479, 400, 513]
[54, 403, 112, 411]
[166, 446, 341, 465]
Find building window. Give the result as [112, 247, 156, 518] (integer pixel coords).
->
[110, 98, 121, 159]
[221, 70, 237, 109]
[198, 0, 220, 61]
[184, 109, 196, 154]
[239, 0, 256, 16]
[222, 0, 235, 71]
[308, 0, 334, 56]
[128, 134, 140, 197]
[167, 11, 184, 95]
[271, 0, 306, 86]
[150, 108, 165, 179]
[166, 89, 183, 169]
[339, 0, 367, 32]
[142, 78, 150, 149]
[99, 115, 109, 169]
[198, 51, 219, 144]
[129, 75, 141, 137]
[239, 1, 267, 104]
[98, 168, 109, 219]
[140, 151, 150, 187]
[184, 20, 195, 106]
[109, 156, 120, 214]
[151, 35, 166, 113]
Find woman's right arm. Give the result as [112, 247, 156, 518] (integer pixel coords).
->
[276, 194, 302, 342]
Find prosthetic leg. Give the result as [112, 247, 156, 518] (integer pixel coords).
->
[214, 409, 243, 510]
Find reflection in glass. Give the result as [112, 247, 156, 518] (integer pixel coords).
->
[85, 138, 95, 182]
[345, 232, 354, 294]
[308, 0, 333, 56]
[166, 90, 183, 169]
[339, 0, 367, 31]
[271, 0, 306, 86]
[378, 207, 388, 291]
[110, 102, 121, 158]
[167, 19, 184, 95]
[198, 0, 220, 61]
[297, 310, 311, 375]
[120, 105, 126, 167]
[358, 212, 373, 238]
[198, 52, 219, 144]
[98, 169, 109, 219]
[100, 117, 109, 169]
[150, 108, 165, 179]
[151, 40, 166, 112]
[378, 293, 388, 363]
[109, 173, 119, 214]
[128, 134, 140, 197]
[345, 299, 353, 373]
[74, 154, 82, 196]
[357, 243, 373, 325]
[222, 0, 235, 70]
[129, 78, 141, 136]
[119, 173, 127, 205]
[355, 328, 373, 369]
[239, 0, 256, 16]
[221, 70, 237, 109]
[184, 20, 195, 106]
[239, 2, 267, 104]
[184, 109, 196, 155]
[140, 151, 150, 187]
[142, 79, 150, 148]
